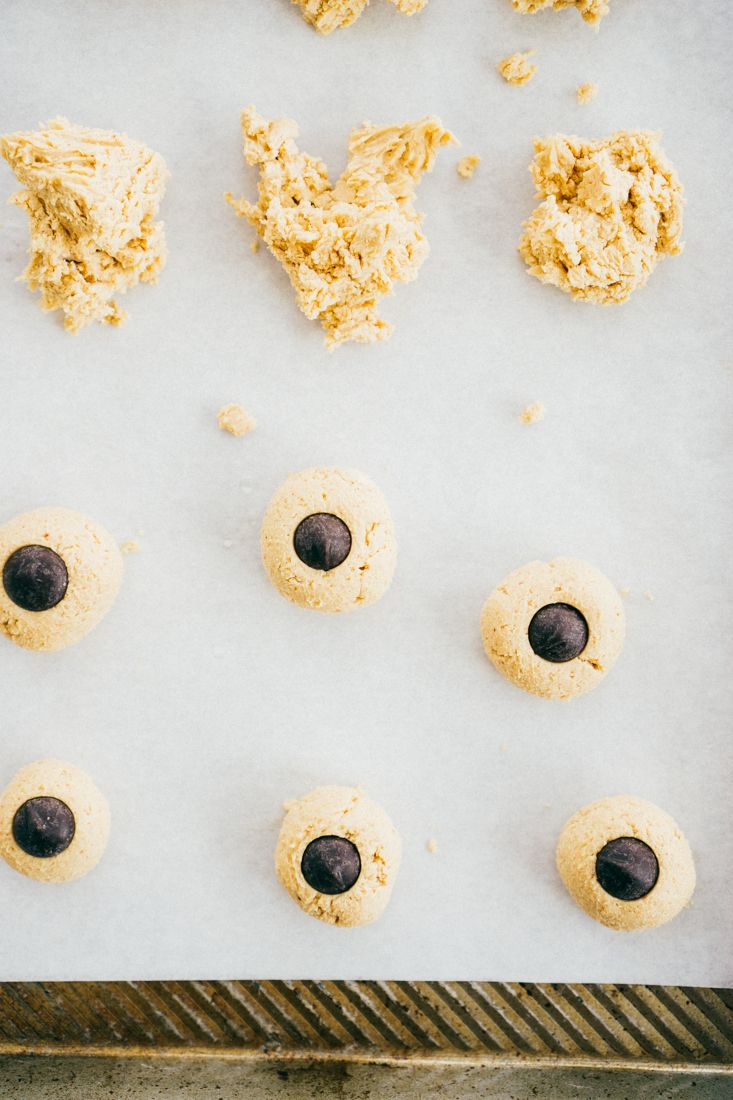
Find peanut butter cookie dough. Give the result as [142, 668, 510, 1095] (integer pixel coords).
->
[0, 508, 123, 651]
[275, 786, 401, 926]
[261, 467, 396, 613]
[1, 118, 168, 332]
[226, 107, 455, 349]
[0, 759, 110, 883]
[511, 0, 609, 28]
[481, 557, 625, 700]
[293, 0, 426, 34]
[556, 796, 695, 930]
[498, 50, 537, 86]
[519, 131, 684, 304]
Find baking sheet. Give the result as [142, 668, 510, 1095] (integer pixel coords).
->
[0, 0, 731, 984]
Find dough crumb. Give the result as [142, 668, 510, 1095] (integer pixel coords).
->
[619, 586, 631, 598]
[228, 107, 456, 349]
[511, 0, 609, 28]
[0, 118, 168, 332]
[457, 155, 481, 179]
[217, 403, 257, 437]
[120, 539, 140, 555]
[426, 838, 438, 854]
[576, 82, 598, 104]
[644, 590, 655, 602]
[293, 0, 428, 34]
[519, 401, 545, 424]
[250, 238, 260, 254]
[519, 130, 684, 304]
[498, 50, 537, 86]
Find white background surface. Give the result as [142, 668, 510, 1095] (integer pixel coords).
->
[0, 0, 731, 984]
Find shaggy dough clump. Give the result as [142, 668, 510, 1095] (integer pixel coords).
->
[227, 107, 455, 349]
[0, 759, 110, 883]
[0, 118, 168, 332]
[217, 404, 257, 437]
[498, 50, 537, 86]
[293, 0, 426, 33]
[457, 155, 481, 179]
[519, 131, 684, 304]
[511, 0, 609, 28]
[556, 795, 695, 931]
[275, 786, 401, 926]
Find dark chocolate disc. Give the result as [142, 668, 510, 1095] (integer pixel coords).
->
[293, 513, 352, 571]
[12, 796, 76, 858]
[3, 545, 69, 612]
[528, 602, 588, 663]
[301, 835, 361, 895]
[595, 836, 659, 901]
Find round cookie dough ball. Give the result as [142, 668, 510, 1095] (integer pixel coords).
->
[556, 795, 695, 931]
[261, 468, 396, 613]
[0, 507, 123, 652]
[480, 557, 624, 700]
[0, 759, 110, 883]
[275, 786, 401, 926]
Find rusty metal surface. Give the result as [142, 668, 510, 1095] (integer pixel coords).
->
[0, 982, 731, 1073]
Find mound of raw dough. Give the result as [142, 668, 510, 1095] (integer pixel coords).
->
[511, 0, 609, 28]
[227, 107, 455, 349]
[294, 0, 427, 33]
[0, 118, 168, 332]
[519, 130, 684, 304]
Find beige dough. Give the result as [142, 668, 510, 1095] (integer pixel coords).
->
[519, 131, 684, 304]
[576, 82, 599, 104]
[261, 467, 396, 612]
[480, 557, 625, 700]
[511, 0, 609, 28]
[226, 107, 455, 349]
[0, 759, 110, 883]
[1, 118, 168, 332]
[275, 786, 401, 926]
[217, 403, 257, 437]
[457, 155, 481, 180]
[0, 507, 123, 651]
[293, 0, 427, 33]
[498, 51, 537, 86]
[556, 796, 696, 930]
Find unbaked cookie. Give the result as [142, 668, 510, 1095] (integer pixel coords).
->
[293, 0, 427, 34]
[226, 107, 455, 348]
[481, 557, 625, 700]
[0, 759, 110, 883]
[1, 118, 168, 332]
[511, 0, 609, 28]
[519, 131, 684, 304]
[0, 507, 123, 651]
[556, 795, 695, 930]
[275, 786, 401, 926]
[261, 468, 396, 612]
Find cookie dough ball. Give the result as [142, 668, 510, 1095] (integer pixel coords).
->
[261, 468, 396, 612]
[481, 557, 624, 700]
[556, 796, 695, 931]
[275, 786, 401, 926]
[0, 759, 110, 883]
[0, 507, 123, 651]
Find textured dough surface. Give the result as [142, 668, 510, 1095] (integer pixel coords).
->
[294, 0, 426, 33]
[498, 51, 537, 86]
[556, 795, 696, 930]
[512, 0, 609, 27]
[0, 507, 123, 651]
[0, 759, 110, 883]
[519, 131, 684, 304]
[481, 557, 625, 700]
[261, 467, 396, 612]
[275, 786, 401, 926]
[1, 118, 168, 331]
[227, 107, 455, 348]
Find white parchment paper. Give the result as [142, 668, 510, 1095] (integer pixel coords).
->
[0, 0, 731, 983]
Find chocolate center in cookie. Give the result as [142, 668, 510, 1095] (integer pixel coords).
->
[528, 602, 588, 662]
[301, 835, 361, 894]
[293, 514, 352, 571]
[12, 796, 76, 858]
[3, 545, 69, 612]
[595, 836, 659, 901]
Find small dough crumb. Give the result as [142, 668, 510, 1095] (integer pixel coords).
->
[576, 82, 598, 104]
[426, 838, 438, 854]
[644, 590, 655, 602]
[457, 155, 481, 179]
[120, 539, 139, 555]
[619, 586, 631, 598]
[250, 239, 260, 254]
[218, 403, 257, 437]
[520, 401, 545, 424]
[498, 50, 537, 86]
